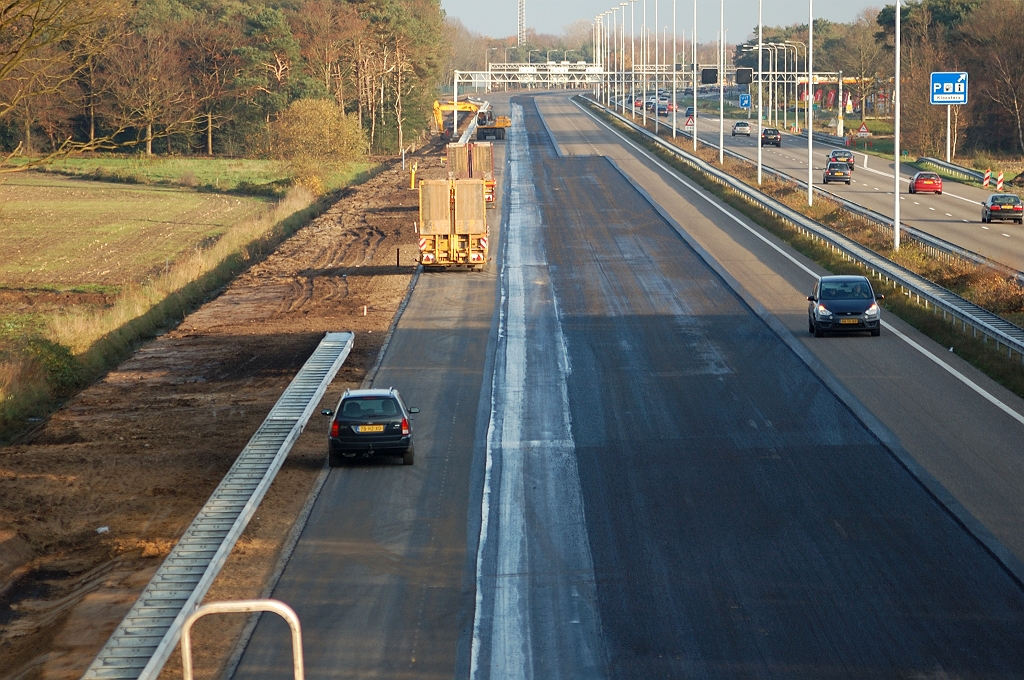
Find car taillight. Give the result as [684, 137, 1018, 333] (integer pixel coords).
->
[1015, 206, 1023, 211]
[401, 418, 410, 436]
[331, 420, 340, 437]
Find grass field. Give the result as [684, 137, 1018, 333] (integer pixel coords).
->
[0, 174, 271, 291]
[30, 155, 376, 196]
[0, 163, 346, 439]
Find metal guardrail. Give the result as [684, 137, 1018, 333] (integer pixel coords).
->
[83, 332, 354, 680]
[918, 157, 986, 183]
[795, 128, 847, 146]
[580, 97, 1024, 362]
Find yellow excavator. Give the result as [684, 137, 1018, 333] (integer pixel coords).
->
[433, 98, 482, 141]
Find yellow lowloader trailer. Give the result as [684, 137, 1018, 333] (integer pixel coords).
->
[417, 179, 489, 271]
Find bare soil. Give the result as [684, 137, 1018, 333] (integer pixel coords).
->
[0, 144, 450, 680]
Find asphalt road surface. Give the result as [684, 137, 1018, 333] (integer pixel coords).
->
[232, 94, 1024, 679]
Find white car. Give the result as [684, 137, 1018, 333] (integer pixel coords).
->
[732, 121, 751, 136]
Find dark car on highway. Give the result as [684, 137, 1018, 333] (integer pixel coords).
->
[826, 149, 855, 171]
[981, 193, 1023, 223]
[761, 127, 782, 147]
[324, 387, 418, 466]
[823, 161, 852, 185]
[807, 275, 883, 337]
[909, 171, 943, 195]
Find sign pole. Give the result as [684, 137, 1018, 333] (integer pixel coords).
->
[946, 104, 951, 162]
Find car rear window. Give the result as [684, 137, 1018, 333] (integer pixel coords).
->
[828, 163, 850, 170]
[820, 281, 873, 300]
[919, 173, 939, 180]
[339, 397, 400, 419]
[992, 195, 1021, 205]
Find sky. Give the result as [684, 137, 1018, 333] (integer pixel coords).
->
[440, 0, 882, 44]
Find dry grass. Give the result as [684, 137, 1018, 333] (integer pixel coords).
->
[48, 188, 314, 354]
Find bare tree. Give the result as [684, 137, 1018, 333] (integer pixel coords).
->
[100, 29, 196, 155]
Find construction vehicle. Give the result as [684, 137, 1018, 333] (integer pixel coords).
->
[432, 98, 482, 141]
[417, 179, 489, 270]
[475, 109, 511, 140]
[447, 142, 497, 208]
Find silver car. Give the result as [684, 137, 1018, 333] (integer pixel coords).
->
[732, 121, 751, 136]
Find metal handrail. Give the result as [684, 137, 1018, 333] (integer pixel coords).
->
[181, 600, 304, 680]
[580, 97, 1024, 361]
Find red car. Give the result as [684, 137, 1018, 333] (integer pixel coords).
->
[909, 171, 943, 194]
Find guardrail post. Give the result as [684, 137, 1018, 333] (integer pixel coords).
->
[181, 600, 304, 680]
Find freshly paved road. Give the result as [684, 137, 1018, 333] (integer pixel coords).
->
[231, 93, 1024, 680]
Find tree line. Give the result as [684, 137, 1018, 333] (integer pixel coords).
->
[0, 0, 447, 171]
[734, 0, 1024, 159]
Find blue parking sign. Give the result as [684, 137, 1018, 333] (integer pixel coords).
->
[930, 72, 968, 105]
[739, 94, 751, 109]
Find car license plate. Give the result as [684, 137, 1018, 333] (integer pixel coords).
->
[840, 318, 859, 325]
[357, 425, 385, 433]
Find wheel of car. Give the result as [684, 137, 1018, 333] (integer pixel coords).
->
[809, 318, 816, 334]
[909, 187, 915, 194]
[813, 323, 824, 338]
[936, 190, 942, 195]
[846, 181, 851, 185]
[329, 452, 344, 468]
[982, 214, 988, 223]
[403, 446, 415, 466]
[871, 328, 881, 337]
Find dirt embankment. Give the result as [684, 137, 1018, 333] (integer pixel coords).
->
[0, 145, 449, 680]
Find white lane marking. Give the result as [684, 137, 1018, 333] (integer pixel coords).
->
[929, 207, 936, 211]
[472, 102, 602, 680]
[914, 201, 920, 205]
[1003, 233, 1012, 238]
[946, 213, 953, 217]
[574, 100, 1024, 431]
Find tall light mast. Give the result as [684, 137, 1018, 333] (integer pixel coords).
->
[518, 0, 526, 46]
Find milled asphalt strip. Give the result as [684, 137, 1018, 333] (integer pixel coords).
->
[573, 99, 1024, 428]
[470, 103, 604, 680]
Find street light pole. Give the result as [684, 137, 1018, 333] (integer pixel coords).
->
[631, 0, 637, 119]
[672, 0, 677, 136]
[654, 0, 659, 133]
[757, 0, 763, 184]
[894, 0, 901, 249]
[785, 40, 805, 132]
[718, 0, 724, 164]
[807, 0, 814, 206]
[621, 3, 629, 115]
[692, 0, 697, 151]
[642, 0, 648, 126]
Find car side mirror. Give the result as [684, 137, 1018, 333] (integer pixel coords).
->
[321, 409, 333, 416]
[408, 407, 420, 414]
[806, 296, 816, 302]
[875, 294, 885, 301]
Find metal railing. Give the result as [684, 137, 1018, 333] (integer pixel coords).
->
[918, 157, 986, 183]
[83, 332, 354, 680]
[580, 97, 1024, 362]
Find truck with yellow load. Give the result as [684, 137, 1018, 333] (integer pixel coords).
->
[417, 179, 489, 271]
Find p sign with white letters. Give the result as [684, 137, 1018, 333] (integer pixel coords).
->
[930, 71, 968, 105]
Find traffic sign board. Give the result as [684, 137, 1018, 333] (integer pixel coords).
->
[684, 115, 695, 128]
[930, 71, 968, 105]
[739, 94, 751, 109]
[856, 122, 871, 137]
